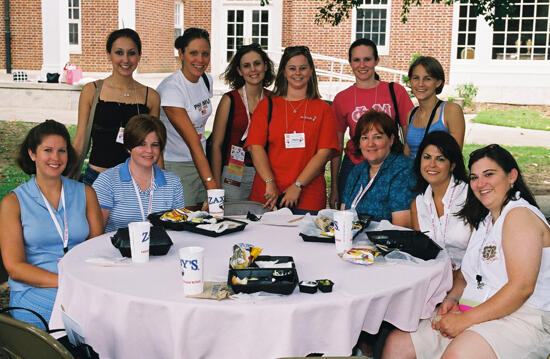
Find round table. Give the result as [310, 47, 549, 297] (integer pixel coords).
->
[49, 218, 452, 359]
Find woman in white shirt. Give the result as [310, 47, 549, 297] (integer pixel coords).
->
[157, 28, 217, 209]
[410, 131, 471, 270]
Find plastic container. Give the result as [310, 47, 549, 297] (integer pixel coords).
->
[228, 256, 298, 295]
[111, 226, 173, 257]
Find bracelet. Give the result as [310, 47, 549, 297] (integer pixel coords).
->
[443, 295, 459, 304]
[204, 177, 213, 183]
[264, 178, 274, 184]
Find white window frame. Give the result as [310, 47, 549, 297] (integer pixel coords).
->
[351, 0, 391, 56]
[68, 0, 82, 54]
[174, 1, 184, 56]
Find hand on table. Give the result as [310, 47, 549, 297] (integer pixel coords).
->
[280, 185, 301, 208]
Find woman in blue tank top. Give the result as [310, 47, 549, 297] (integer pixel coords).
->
[0, 120, 103, 329]
[405, 56, 465, 160]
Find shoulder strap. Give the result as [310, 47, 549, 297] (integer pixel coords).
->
[71, 79, 103, 180]
[388, 82, 399, 126]
[201, 73, 210, 92]
[221, 91, 235, 155]
[144, 86, 149, 105]
[264, 96, 273, 152]
[423, 100, 443, 138]
[409, 106, 419, 124]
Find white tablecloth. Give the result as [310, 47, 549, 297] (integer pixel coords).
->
[50, 219, 452, 359]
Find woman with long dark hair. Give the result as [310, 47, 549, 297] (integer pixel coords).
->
[73, 28, 160, 185]
[384, 144, 550, 359]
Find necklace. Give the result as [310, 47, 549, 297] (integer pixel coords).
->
[287, 98, 305, 113]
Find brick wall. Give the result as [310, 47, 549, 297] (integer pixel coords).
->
[281, 1, 453, 84]
[69, 0, 118, 72]
[136, 0, 175, 73]
[2, 1, 43, 70]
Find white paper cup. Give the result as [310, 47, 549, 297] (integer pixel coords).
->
[207, 189, 225, 217]
[179, 246, 205, 295]
[334, 210, 354, 253]
[128, 221, 151, 263]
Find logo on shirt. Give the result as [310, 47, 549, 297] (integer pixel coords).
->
[351, 104, 392, 123]
[481, 244, 498, 263]
[193, 98, 211, 115]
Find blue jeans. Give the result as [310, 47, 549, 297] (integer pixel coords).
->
[337, 154, 356, 201]
[82, 165, 100, 186]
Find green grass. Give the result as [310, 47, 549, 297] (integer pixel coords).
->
[472, 109, 550, 131]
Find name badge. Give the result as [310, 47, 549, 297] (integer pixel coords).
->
[284, 132, 306, 149]
[224, 145, 245, 187]
[116, 127, 124, 144]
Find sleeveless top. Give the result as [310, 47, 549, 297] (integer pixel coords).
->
[9, 177, 89, 292]
[406, 101, 448, 159]
[415, 177, 471, 269]
[461, 197, 550, 311]
[89, 84, 150, 168]
[223, 89, 271, 166]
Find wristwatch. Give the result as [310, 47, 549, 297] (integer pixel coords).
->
[294, 180, 304, 189]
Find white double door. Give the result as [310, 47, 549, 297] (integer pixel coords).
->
[211, 1, 282, 78]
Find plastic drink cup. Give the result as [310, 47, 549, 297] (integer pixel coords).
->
[207, 189, 225, 217]
[179, 246, 205, 295]
[128, 221, 151, 264]
[334, 210, 354, 253]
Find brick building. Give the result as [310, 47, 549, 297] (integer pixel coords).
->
[1, 0, 549, 103]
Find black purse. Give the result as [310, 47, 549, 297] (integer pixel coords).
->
[110, 225, 173, 257]
[366, 230, 443, 260]
[0, 306, 99, 359]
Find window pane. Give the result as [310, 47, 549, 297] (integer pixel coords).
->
[69, 23, 78, 45]
[252, 24, 259, 36]
[523, 5, 534, 17]
[469, 19, 477, 31]
[175, 29, 181, 38]
[493, 33, 505, 45]
[509, 19, 519, 31]
[261, 24, 268, 36]
[379, 34, 386, 46]
[536, 5, 548, 17]
[228, 10, 234, 22]
[261, 10, 268, 22]
[237, 10, 243, 22]
[535, 33, 546, 45]
[237, 24, 243, 36]
[459, 20, 467, 31]
[228, 24, 234, 36]
[261, 38, 268, 48]
[253, 10, 259, 23]
[74, 0, 79, 6]
[536, 19, 548, 31]
[73, 9, 79, 20]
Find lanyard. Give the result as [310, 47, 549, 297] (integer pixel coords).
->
[351, 171, 378, 209]
[131, 167, 155, 221]
[240, 86, 264, 141]
[427, 183, 457, 246]
[475, 216, 494, 288]
[39, 184, 69, 253]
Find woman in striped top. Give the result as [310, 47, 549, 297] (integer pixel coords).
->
[93, 114, 185, 232]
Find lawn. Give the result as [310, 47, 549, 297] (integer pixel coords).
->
[472, 109, 550, 131]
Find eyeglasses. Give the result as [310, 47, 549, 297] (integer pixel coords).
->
[283, 46, 310, 55]
[183, 27, 209, 38]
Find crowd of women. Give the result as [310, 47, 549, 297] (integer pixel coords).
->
[0, 26, 548, 358]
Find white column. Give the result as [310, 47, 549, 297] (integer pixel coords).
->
[40, 0, 70, 81]
[118, 0, 136, 29]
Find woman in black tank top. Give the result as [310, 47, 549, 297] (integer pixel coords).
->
[72, 28, 160, 185]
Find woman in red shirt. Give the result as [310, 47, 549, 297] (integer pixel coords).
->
[245, 46, 338, 214]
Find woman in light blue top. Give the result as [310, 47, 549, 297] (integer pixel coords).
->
[93, 114, 185, 232]
[405, 56, 465, 160]
[0, 120, 103, 329]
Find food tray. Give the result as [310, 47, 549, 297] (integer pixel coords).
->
[300, 214, 372, 243]
[111, 226, 173, 257]
[228, 255, 299, 295]
[366, 230, 443, 261]
[148, 210, 220, 231]
[182, 218, 247, 237]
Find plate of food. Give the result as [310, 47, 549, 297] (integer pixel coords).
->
[299, 209, 372, 243]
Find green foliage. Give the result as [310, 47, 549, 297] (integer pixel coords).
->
[456, 83, 478, 108]
[266, 0, 520, 26]
[473, 110, 550, 131]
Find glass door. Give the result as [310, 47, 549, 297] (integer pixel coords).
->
[226, 8, 270, 61]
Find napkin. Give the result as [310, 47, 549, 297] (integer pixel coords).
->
[85, 257, 130, 266]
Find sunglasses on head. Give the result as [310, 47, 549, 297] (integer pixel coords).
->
[183, 27, 209, 38]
